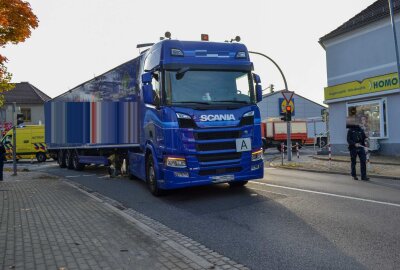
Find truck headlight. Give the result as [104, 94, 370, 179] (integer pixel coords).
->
[165, 156, 187, 168]
[251, 149, 263, 161]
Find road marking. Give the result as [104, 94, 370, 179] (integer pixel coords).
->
[252, 182, 400, 208]
[65, 175, 80, 178]
[98, 175, 109, 179]
[248, 187, 287, 197]
[264, 167, 276, 170]
[82, 174, 95, 177]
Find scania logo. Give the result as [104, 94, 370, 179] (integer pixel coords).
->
[199, 114, 236, 121]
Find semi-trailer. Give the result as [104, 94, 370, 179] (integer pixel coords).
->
[45, 36, 264, 195]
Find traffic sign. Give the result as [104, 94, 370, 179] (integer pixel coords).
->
[281, 90, 294, 103]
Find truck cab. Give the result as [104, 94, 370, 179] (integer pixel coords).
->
[133, 40, 264, 194]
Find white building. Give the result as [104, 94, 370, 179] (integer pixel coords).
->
[320, 0, 400, 156]
[0, 82, 51, 127]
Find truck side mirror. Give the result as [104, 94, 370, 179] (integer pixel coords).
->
[142, 84, 154, 104]
[142, 72, 154, 104]
[253, 73, 262, 102]
[253, 73, 261, 84]
[142, 72, 152, 84]
[256, 85, 262, 103]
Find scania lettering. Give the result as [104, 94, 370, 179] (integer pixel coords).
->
[45, 35, 264, 195]
[200, 114, 236, 121]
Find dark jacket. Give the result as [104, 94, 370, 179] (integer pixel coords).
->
[0, 142, 5, 162]
[347, 125, 366, 150]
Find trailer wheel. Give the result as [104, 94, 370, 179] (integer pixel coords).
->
[72, 152, 84, 171]
[65, 150, 74, 169]
[58, 150, 66, 168]
[146, 154, 164, 196]
[229, 181, 248, 188]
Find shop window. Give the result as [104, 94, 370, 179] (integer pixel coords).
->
[347, 99, 387, 138]
[21, 108, 31, 122]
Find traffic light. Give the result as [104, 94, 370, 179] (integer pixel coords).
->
[280, 106, 293, 122]
[286, 105, 292, 121]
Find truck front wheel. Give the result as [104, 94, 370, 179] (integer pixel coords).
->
[146, 154, 164, 196]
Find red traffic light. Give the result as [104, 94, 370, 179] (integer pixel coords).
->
[286, 106, 292, 112]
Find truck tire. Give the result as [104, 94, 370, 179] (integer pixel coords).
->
[58, 150, 66, 168]
[146, 154, 164, 196]
[65, 150, 74, 170]
[72, 152, 84, 171]
[229, 181, 248, 188]
[36, 152, 47, 163]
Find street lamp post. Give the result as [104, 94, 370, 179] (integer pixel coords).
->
[12, 102, 17, 176]
[249, 51, 292, 161]
[248, 51, 288, 90]
[388, 0, 400, 84]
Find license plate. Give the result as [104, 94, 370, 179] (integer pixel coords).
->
[211, 174, 234, 183]
[236, 138, 251, 152]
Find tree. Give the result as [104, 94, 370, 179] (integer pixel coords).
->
[0, 0, 39, 106]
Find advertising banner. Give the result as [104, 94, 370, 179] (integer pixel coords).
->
[324, 72, 399, 101]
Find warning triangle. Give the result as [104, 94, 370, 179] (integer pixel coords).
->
[282, 91, 294, 103]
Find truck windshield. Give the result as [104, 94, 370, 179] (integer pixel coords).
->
[164, 70, 255, 106]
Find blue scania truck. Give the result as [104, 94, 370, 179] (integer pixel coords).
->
[45, 37, 264, 195]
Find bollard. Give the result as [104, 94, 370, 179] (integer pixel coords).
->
[328, 144, 332, 167]
[281, 143, 284, 165]
[366, 151, 370, 170]
[296, 142, 300, 159]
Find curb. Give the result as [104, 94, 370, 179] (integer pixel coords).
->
[269, 165, 400, 181]
[312, 156, 400, 166]
[62, 179, 248, 270]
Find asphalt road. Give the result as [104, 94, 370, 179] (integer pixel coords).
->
[11, 161, 400, 270]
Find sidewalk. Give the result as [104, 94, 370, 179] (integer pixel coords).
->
[268, 153, 400, 180]
[0, 172, 247, 270]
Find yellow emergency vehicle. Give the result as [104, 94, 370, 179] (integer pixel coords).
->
[1, 125, 48, 162]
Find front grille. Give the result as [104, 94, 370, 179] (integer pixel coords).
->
[199, 167, 242, 176]
[196, 141, 236, 151]
[197, 152, 241, 162]
[194, 130, 241, 140]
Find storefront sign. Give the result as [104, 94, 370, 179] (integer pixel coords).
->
[324, 72, 399, 101]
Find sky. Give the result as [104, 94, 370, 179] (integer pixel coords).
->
[3, 0, 377, 104]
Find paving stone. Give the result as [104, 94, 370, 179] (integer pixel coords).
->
[0, 172, 249, 270]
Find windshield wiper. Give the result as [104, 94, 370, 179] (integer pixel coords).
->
[174, 101, 211, 105]
[214, 100, 250, 104]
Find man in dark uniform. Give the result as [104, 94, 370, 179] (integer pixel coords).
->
[0, 141, 5, 181]
[347, 121, 369, 181]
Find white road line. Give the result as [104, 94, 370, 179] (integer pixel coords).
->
[252, 182, 400, 208]
[248, 187, 287, 197]
[98, 175, 109, 179]
[82, 174, 95, 177]
[264, 167, 276, 170]
[65, 175, 80, 178]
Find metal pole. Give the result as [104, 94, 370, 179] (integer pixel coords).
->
[249, 51, 288, 90]
[287, 121, 292, 161]
[388, 0, 400, 83]
[12, 102, 17, 176]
